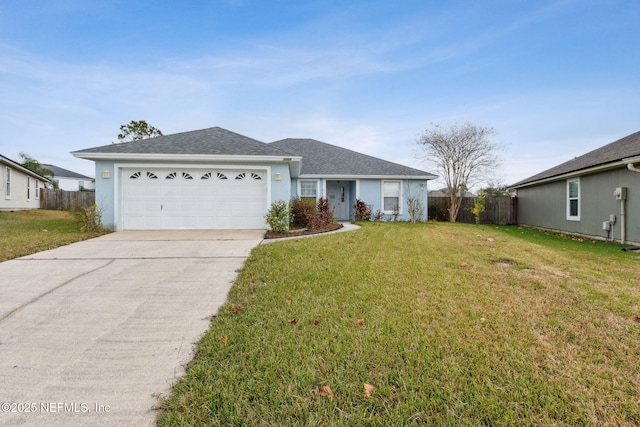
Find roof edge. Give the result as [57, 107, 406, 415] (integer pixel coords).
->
[0, 154, 51, 182]
[71, 152, 302, 163]
[509, 160, 626, 189]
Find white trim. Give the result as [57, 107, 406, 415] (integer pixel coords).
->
[114, 162, 271, 231]
[298, 179, 319, 201]
[382, 180, 403, 214]
[566, 178, 580, 221]
[73, 152, 301, 163]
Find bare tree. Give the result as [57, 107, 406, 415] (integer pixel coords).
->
[416, 122, 501, 222]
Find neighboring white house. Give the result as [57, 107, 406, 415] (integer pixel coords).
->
[1, 154, 50, 210]
[41, 164, 95, 191]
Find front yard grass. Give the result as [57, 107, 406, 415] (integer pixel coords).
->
[0, 210, 108, 261]
[157, 222, 640, 426]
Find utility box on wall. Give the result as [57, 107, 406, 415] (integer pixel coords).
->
[614, 187, 627, 200]
[602, 221, 611, 231]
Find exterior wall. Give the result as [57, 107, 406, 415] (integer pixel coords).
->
[517, 167, 640, 244]
[357, 178, 429, 221]
[0, 164, 46, 210]
[285, 178, 430, 221]
[93, 160, 291, 230]
[54, 176, 95, 191]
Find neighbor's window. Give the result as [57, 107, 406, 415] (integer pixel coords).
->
[383, 181, 401, 213]
[567, 178, 580, 221]
[35, 180, 39, 199]
[27, 176, 31, 200]
[300, 180, 318, 201]
[5, 167, 11, 198]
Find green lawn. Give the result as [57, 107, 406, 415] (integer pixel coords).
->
[157, 222, 640, 426]
[0, 210, 108, 261]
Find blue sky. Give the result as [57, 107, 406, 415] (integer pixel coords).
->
[1, 0, 639, 188]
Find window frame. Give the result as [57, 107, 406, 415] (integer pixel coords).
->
[5, 167, 11, 199]
[299, 180, 319, 202]
[382, 180, 402, 214]
[27, 176, 31, 200]
[566, 178, 580, 221]
[35, 179, 39, 199]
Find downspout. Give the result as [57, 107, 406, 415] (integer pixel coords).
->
[623, 161, 640, 244]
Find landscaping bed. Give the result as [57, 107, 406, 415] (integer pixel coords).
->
[264, 222, 343, 239]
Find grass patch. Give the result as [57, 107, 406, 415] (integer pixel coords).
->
[157, 222, 640, 426]
[0, 210, 108, 261]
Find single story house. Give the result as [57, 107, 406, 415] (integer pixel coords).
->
[1, 154, 50, 210]
[510, 130, 640, 245]
[72, 127, 436, 230]
[41, 164, 95, 191]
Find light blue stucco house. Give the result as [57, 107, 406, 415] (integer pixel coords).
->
[72, 127, 436, 230]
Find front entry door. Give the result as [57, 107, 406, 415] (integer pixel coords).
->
[327, 181, 349, 220]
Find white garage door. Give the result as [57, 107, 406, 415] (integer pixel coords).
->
[121, 168, 268, 230]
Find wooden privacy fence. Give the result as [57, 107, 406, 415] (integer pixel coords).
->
[428, 196, 517, 225]
[40, 189, 95, 211]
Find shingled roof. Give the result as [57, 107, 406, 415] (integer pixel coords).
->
[41, 164, 92, 180]
[72, 127, 292, 157]
[511, 130, 640, 188]
[270, 138, 436, 178]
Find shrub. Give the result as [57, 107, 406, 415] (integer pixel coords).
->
[373, 209, 385, 221]
[470, 190, 486, 224]
[265, 200, 290, 234]
[316, 197, 335, 229]
[354, 198, 372, 221]
[290, 197, 316, 229]
[407, 197, 424, 223]
[73, 204, 104, 232]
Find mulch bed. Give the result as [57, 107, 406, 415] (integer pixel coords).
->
[264, 223, 343, 239]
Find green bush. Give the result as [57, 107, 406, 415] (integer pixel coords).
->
[265, 200, 290, 234]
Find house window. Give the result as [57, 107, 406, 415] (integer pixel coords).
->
[383, 181, 401, 213]
[300, 180, 318, 201]
[35, 180, 39, 199]
[78, 180, 84, 190]
[567, 178, 580, 221]
[27, 177, 31, 200]
[5, 167, 11, 198]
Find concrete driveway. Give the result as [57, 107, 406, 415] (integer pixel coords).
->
[0, 230, 264, 426]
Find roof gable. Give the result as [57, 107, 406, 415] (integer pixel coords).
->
[511, 130, 640, 187]
[270, 138, 436, 178]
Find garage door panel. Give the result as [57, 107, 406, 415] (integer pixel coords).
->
[121, 168, 267, 230]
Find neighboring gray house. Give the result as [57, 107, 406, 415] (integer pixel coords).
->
[510, 131, 640, 244]
[41, 164, 95, 191]
[1, 154, 49, 210]
[72, 127, 436, 230]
